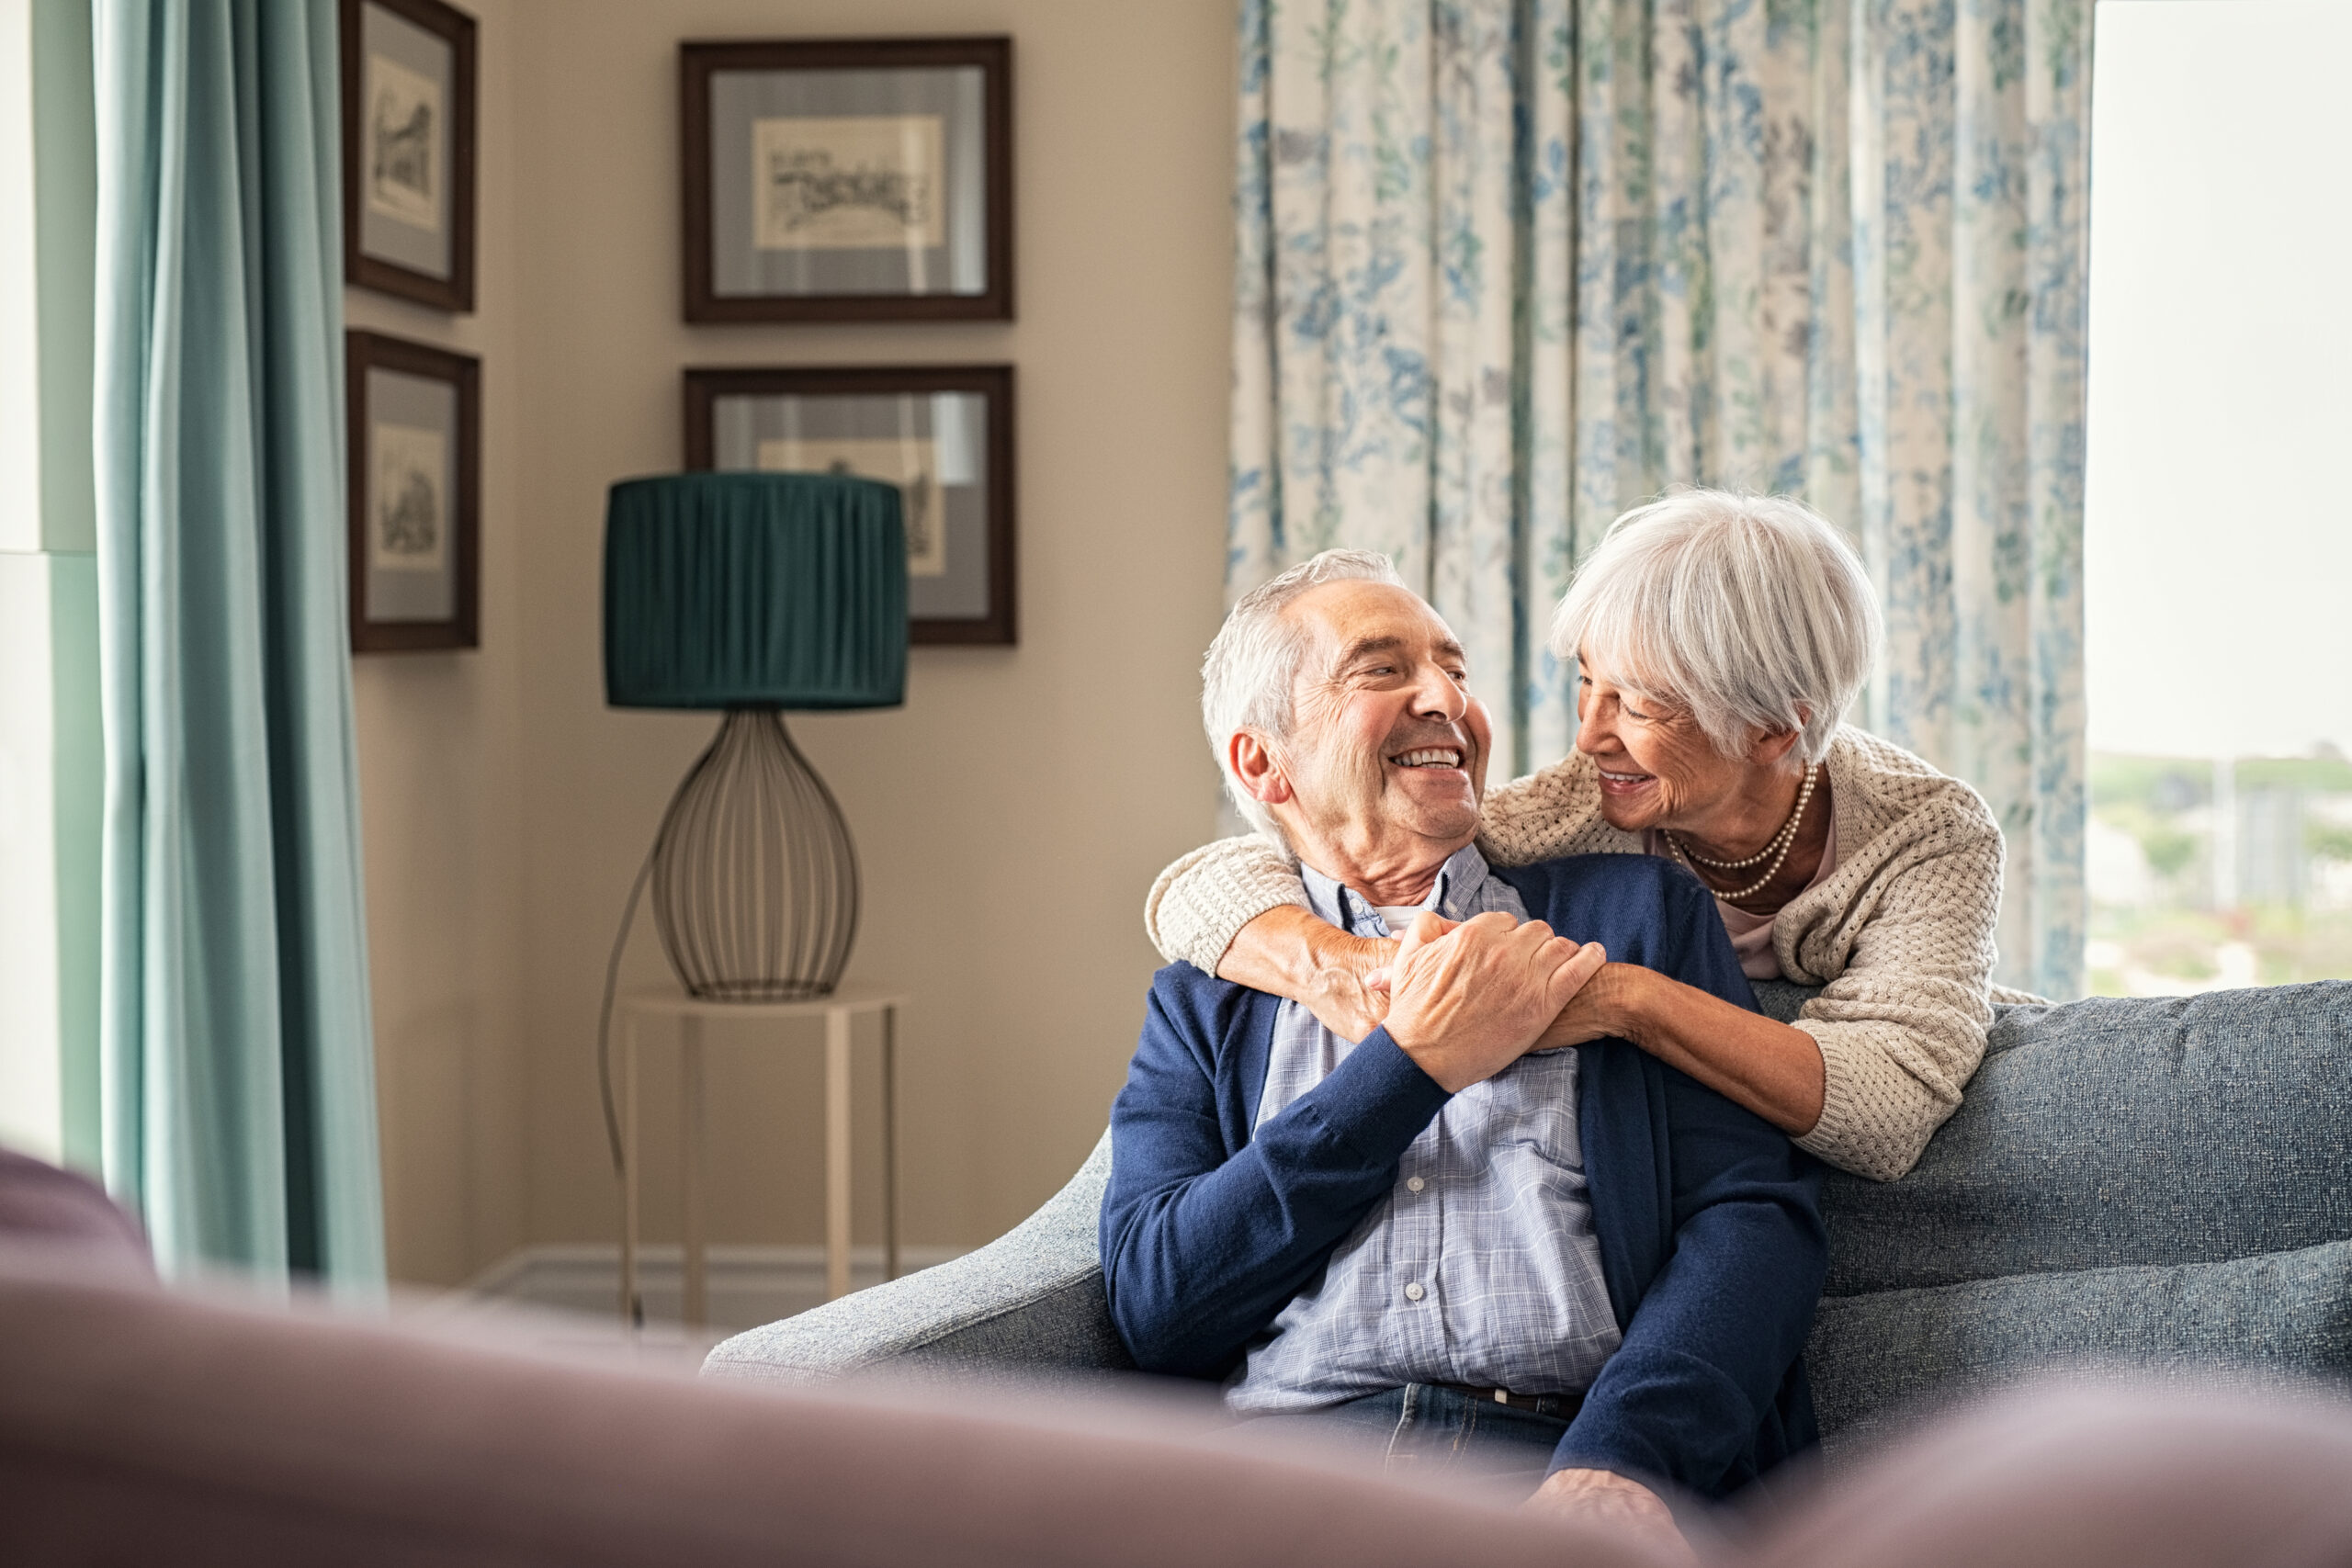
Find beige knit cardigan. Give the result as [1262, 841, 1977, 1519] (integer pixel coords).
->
[1145, 726, 2011, 1182]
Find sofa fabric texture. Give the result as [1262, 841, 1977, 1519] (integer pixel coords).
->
[707, 979, 2352, 1453]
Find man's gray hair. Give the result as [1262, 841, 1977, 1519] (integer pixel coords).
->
[1550, 490, 1882, 765]
[1203, 549, 1407, 840]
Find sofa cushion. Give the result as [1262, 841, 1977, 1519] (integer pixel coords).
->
[1807, 982, 2352, 1297]
[0, 1255, 1658, 1568]
[1806, 1235, 2352, 1450]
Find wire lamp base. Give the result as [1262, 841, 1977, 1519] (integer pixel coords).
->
[649, 707, 858, 1000]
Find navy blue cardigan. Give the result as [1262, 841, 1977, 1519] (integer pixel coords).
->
[1099, 853, 1825, 1498]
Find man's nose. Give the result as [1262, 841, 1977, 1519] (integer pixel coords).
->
[1408, 663, 1466, 720]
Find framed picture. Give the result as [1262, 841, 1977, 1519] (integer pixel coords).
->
[679, 38, 1012, 323]
[341, 0, 477, 311]
[346, 331, 480, 653]
[684, 365, 1015, 644]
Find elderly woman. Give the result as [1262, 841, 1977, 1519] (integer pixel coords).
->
[1147, 490, 2007, 1182]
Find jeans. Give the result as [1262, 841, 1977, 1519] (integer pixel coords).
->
[1237, 1384, 1572, 1495]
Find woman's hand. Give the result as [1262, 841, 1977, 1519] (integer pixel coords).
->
[1300, 936, 1396, 1041]
[1214, 906, 1396, 1042]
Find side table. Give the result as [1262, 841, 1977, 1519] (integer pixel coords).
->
[615, 986, 905, 1329]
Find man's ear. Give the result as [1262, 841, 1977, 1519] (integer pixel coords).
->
[1228, 729, 1295, 807]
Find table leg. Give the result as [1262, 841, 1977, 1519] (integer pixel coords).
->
[620, 1010, 641, 1329]
[681, 1016, 707, 1330]
[883, 1004, 899, 1281]
[825, 1005, 853, 1301]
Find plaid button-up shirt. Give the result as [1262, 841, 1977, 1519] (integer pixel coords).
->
[1226, 843, 1623, 1413]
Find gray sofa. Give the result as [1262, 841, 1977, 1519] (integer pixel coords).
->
[706, 981, 2352, 1454]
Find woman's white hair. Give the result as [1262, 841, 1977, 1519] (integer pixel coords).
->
[1202, 548, 1406, 840]
[1550, 490, 1882, 766]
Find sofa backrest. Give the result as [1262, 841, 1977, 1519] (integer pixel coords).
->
[1757, 981, 2352, 1296]
[1756, 978, 2352, 1448]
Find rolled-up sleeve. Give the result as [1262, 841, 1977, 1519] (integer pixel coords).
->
[1142, 836, 1309, 974]
[1788, 808, 2003, 1182]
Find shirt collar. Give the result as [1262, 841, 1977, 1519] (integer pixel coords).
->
[1299, 840, 1493, 936]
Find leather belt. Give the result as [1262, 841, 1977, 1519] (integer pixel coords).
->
[1430, 1383, 1585, 1420]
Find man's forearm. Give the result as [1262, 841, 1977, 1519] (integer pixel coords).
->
[1575, 965, 1826, 1137]
[1102, 1028, 1449, 1376]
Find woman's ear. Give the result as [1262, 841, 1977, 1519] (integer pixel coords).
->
[1747, 724, 1805, 768]
[1228, 729, 1294, 807]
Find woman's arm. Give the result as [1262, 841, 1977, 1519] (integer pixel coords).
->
[1143, 837, 1392, 1037]
[1551, 816, 2002, 1181]
[1142, 836, 1310, 970]
[1212, 907, 1395, 1042]
[1542, 966, 1826, 1136]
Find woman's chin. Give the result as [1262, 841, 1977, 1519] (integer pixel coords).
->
[1595, 795, 1660, 834]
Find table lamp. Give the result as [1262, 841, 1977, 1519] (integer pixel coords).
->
[603, 471, 906, 1000]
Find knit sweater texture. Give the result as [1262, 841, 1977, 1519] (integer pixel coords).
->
[1143, 726, 2008, 1182]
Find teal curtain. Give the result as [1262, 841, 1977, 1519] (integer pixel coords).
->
[93, 0, 382, 1285]
[1229, 0, 2092, 996]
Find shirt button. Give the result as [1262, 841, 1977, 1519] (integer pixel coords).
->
[1406, 1176, 1426, 1193]
[1403, 1281, 1425, 1302]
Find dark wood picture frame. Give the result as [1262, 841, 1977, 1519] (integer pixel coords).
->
[680, 37, 1013, 323]
[341, 0, 478, 311]
[684, 365, 1016, 645]
[346, 331, 481, 653]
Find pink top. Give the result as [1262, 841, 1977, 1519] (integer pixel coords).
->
[1644, 821, 1840, 981]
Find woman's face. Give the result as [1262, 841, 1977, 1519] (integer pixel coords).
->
[1573, 651, 1755, 834]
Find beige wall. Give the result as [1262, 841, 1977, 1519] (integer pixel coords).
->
[349, 0, 533, 1286]
[360, 0, 1238, 1284]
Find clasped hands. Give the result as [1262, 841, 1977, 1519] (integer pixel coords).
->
[1366, 909, 1609, 1094]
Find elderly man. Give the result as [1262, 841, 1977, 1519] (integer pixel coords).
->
[1100, 551, 1823, 1550]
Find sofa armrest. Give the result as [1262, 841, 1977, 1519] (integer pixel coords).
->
[702, 1131, 1128, 1387]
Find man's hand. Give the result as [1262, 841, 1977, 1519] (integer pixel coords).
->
[1381, 910, 1607, 1093]
[1524, 1469, 1695, 1566]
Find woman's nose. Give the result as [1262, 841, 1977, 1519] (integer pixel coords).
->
[1575, 698, 1612, 755]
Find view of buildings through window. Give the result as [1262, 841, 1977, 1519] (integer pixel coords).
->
[2083, 1, 2352, 995]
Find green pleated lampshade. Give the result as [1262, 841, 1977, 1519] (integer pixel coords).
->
[604, 471, 907, 710]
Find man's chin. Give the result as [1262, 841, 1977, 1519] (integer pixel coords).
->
[1396, 804, 1482, 846]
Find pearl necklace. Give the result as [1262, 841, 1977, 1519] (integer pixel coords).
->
[1665, 764, 1819, 902]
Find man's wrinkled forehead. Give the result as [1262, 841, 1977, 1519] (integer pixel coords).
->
[1284, 580, 1467, 676]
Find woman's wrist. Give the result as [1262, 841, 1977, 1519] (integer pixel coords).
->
[1588, 962, 1655, 1044]
[1220, 906, 1386, 998]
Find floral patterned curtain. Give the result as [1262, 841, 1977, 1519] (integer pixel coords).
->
[1228, 0, 2092, 995]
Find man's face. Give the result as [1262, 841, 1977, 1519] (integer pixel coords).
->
[1270, 581, 1492, 861]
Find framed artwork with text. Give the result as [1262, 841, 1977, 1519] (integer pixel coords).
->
[341, 0, 477, 311]
[346, 332, 480, 653]
[679, 38, 1012, 322]
[684, 365, 1015, 644]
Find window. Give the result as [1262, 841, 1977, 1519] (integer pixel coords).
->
[2083, 1, 2352, 994]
